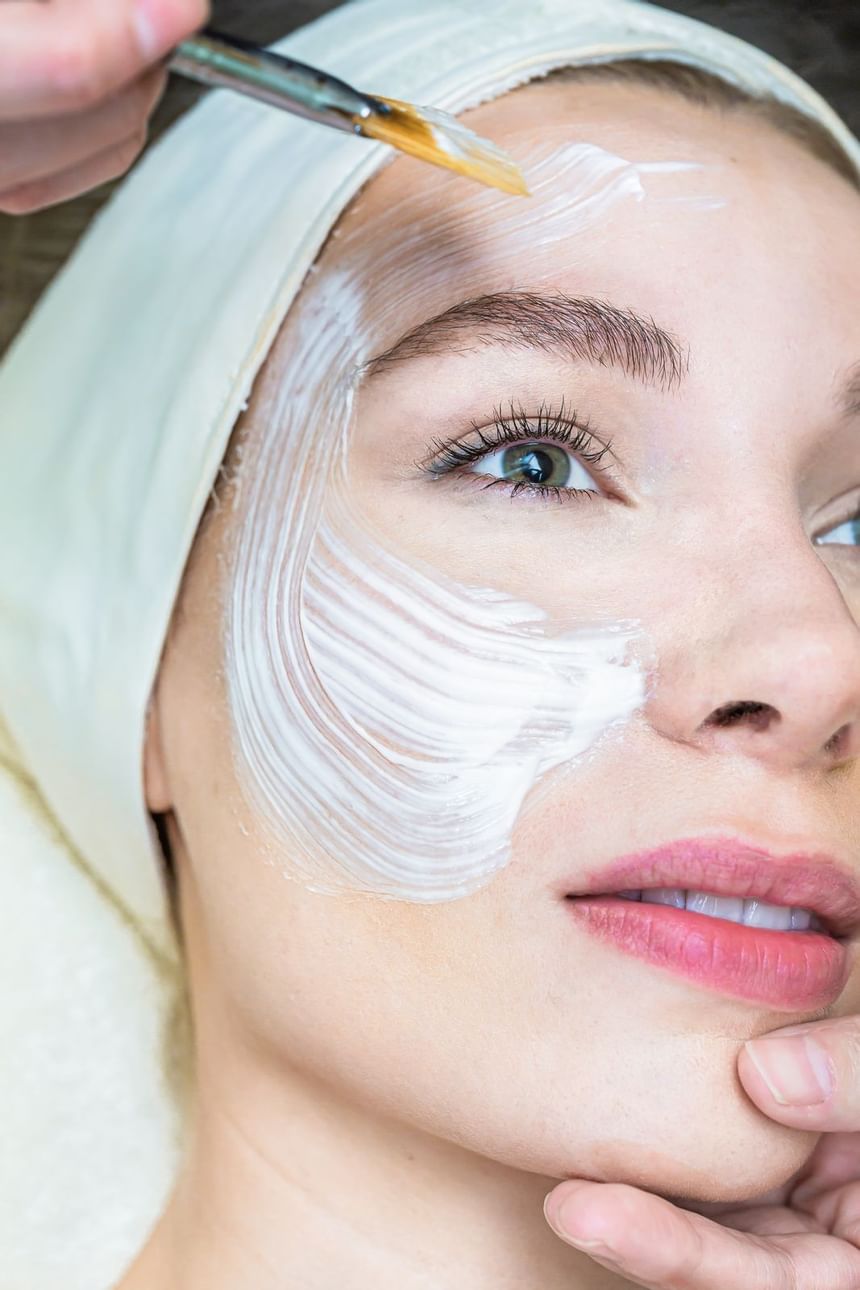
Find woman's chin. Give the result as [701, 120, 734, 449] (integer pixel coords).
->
[557, 1117, 819, 1206]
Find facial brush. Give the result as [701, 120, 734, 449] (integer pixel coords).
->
[169, 29, 529, 196]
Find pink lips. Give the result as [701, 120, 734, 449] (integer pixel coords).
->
[564, 837, 860, 1010]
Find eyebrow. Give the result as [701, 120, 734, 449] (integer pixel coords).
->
[361, 291, 689, 392]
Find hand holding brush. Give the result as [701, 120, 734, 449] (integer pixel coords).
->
[0, 0, 208, 214]
[0, 2, 526, 215]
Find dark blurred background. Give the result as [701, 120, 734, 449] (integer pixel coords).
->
[1, 0, 858, 355]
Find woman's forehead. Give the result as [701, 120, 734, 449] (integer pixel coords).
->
[257, 77, 860, 421]
[329, 76, 857, 265]
[301, 124, 724, 377]
[331, 77, 745, 239]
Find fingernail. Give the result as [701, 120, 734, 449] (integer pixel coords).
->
[744, 1034, 834, 1105]
[543, 1192, 615, 1258]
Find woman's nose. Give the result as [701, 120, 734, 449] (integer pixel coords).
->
[644, 543, 860, 773]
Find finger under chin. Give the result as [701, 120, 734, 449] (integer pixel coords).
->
[542, 1178, 860, 1289]
[791, 1135, 860, 1203]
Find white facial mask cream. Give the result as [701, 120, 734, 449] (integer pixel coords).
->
[222, 138, 720, 901]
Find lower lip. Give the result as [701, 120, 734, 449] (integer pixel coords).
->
[566, 896, 851, 1010]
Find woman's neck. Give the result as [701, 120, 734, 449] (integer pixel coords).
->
[115, 1032, 633, 1290]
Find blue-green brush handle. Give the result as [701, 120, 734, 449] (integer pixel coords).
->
[169, 29, 382, 133]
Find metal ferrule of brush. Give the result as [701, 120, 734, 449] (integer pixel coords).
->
[169, 30, 380, 132]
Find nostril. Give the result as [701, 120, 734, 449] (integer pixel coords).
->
[823, 723, 851, 758]
[704, 700, 779, 733]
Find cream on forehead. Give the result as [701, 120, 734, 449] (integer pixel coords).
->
[337, 135, 724, 284]
[221, 139, 720, 901]
[322, 139, 726, 364]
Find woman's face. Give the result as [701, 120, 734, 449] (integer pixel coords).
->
[146, 78, 860, 1202]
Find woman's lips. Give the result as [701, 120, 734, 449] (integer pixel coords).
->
[566, 895, 850, 1010]
[563, 837, 860, 1011]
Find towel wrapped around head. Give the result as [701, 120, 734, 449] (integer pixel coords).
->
[0, 1, 857, 1285]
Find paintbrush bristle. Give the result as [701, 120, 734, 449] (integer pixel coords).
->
[357, 96, 530, 197]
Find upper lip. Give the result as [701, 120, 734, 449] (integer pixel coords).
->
[564, 836, 860, 939]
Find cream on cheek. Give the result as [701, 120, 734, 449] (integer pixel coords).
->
[224, 139, 720, 900]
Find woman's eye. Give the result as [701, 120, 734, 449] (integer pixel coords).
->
[817, 513, 860, 548]
[468, 442, 599, 492]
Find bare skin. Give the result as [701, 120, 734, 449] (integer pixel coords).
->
[125, 81, 860, 1290]
[0, 0, 208, 213]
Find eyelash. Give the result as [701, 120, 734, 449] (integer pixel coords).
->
[421, 397, 615, 502]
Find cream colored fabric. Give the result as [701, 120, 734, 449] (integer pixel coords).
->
[0, 717, 183, 1290]
[0, 1, 857, 1285]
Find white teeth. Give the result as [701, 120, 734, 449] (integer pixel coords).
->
[644, 887, 686, 908]
[620, 888, 822, 932]
[741, 899, 792, 931]
[686, 891, 745, 923]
